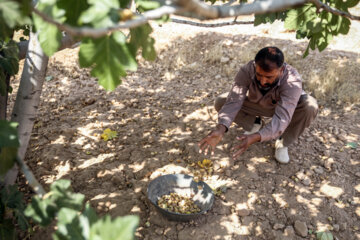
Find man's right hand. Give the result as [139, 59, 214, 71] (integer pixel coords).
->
[198, 124, 227, 155]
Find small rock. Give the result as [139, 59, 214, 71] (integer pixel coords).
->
[314, 166, 324, 174]
[294, 220, 308, 237]
[111, 175, 124, 185]
[284, 226, 295, 236]
[273, 223, 285, 230]
[355, 172, 360, 178]
[324, 158, 335, 170]
[237, 208, 250, 217]
[155, 228, 164, 235]
[324, 149, 331, 156]
[333, 224, 340, 232]
[225, 170, 232, 177]
[220, 57, 230, 63]
[215, 74, 221, 79]
[338, 134, 347, 141]
[340, 222, 347, 231]
[302, 178, 311, 186]
[176, 224, 184, 231]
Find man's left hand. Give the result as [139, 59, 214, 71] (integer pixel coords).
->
[231, 133, 261, 159]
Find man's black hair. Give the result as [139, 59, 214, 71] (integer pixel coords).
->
[255, 47, 284, 72]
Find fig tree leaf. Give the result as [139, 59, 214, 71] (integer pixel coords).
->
[89, 215, 139, 240]
[32, 0, 65, 56]
[79, 31, 137, 90]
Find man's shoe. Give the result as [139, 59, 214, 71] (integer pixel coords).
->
[275, 138, 289, 164]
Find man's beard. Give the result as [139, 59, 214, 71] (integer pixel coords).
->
[255, 77, 279, 92]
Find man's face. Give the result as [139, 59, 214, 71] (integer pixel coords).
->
[255, 64, 283, 88]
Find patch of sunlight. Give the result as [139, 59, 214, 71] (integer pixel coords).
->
[315, 221, 331, 232]
[320, 183, 344, 198]
[218, 157, 232, 169]
[251, 157, 269, 163]
[247, 192, 258, 208]
[355, 184, 360, 192]
[171, 133, 191, 141]
[130, 205, 141, 214]
[52, 135, 67, 144]
[167, 148, 181, 154]
[255, 225, 264, 236]
[296, 195, 321, 217]
[129, 161, 146, 172]
[91, 192, 121, 201]
[246, 163, 256, 172]
[290, 208, 297, 215]
[272, 193, 288, 208]
[220, 219, 242, 235]
[77, 127, 97, 141]
[183, 108, 210, 122]
[77, 153, 115, 169]
[294, 185, 311, 194]
[54, 160, 71, 179]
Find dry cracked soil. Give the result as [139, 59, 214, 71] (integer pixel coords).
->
[9, 16, 360, 240]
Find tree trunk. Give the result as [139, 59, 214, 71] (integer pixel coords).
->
[4, 31, 49, 189]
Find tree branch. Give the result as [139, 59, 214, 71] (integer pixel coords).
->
[309, 0, 360, 21]
[17, 156, 46, 196]
[32, 5, 180, 38]
[176, 0, 307, 19]
[171, 17, 253, 27]
[31, 0, 360, 38]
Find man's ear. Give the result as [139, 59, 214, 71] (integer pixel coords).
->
[280, 65, 285, 74]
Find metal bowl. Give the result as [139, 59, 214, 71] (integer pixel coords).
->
[147, 174, 214, 222]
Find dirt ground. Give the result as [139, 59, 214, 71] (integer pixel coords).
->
[9, 15, 360, 240]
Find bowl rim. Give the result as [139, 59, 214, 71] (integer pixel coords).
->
[147, 173, 214, 216]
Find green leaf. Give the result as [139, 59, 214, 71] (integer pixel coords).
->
[90, 215, 139, 240]
[0, 0, 31, 39]
[345, 0, 360, 7]
[254, 12, 286, 26]
[316, 231, 333, 240]
[0, 40, 19, 76]
[0, 147, 17, 176]
[129, 24, 156, 61]
[32, 0, 66, 56]
[79, 31, 137, 90]
[338, 17, 350, 34]
[50, 179, 85, 211]
[0, 120, 19, 176]
[57, 0, 89, 26]
[79, 0, 120, 28]
[118, 0, 131, 8]
[0, 185, 29, 230]
[24, 196, 57, 227]
[0, 120, 19, 148]
[136, 0, 161, 12]
[82, 203, 98, 226]
[54, 208, 86, 240]
[346, 142, 358, 149]
[0, 219, 16, 240]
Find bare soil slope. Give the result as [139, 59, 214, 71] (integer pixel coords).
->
[10, 18, 360, 240]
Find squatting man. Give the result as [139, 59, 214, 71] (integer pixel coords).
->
[198, 47, 318, 163]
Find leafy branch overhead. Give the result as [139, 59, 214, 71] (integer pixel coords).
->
[1, 0, 359, 91]
[14, 0, 356, 90]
